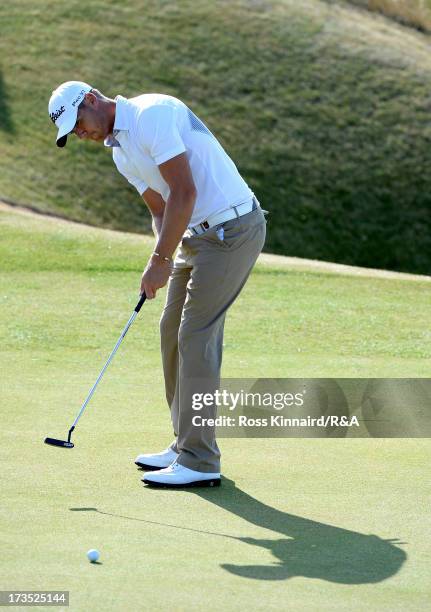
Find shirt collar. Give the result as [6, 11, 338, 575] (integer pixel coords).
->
[104, 95, 129, 147]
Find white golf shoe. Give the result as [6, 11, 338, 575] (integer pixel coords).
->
[135, 447, 179, 470]
[142, 461, 221, 488]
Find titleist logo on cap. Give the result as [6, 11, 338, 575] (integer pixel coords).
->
[50, 105, 65, 124]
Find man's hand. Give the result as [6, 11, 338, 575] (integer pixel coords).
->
[140, 254, 172, 299]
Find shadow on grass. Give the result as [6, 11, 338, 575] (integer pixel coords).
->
[194, 477, 407, 583]
[71, 475, 406, 584]
[0, 71, 15, 134]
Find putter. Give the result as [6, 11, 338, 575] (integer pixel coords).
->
[44, 293, 147, 449]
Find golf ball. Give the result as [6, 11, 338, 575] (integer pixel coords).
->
[87, 549, 100, 563]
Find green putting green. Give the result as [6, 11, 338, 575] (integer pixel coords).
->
[1, 207, 430, 611]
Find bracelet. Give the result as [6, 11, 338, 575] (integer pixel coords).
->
[152, 251, 172, 264]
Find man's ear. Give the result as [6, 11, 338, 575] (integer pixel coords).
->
[84, 92, 97, 107]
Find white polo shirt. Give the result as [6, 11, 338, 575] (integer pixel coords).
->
[105, 94, 254, 227]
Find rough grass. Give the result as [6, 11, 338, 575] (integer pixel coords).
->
[1, 0, 431, 275]
[342, 0, 431, 32]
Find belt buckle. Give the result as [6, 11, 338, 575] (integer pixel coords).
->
[190, 220, 209, 235]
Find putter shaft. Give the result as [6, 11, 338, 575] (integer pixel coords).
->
[45, 294, 146, 448]
[71, 308, 139, 429]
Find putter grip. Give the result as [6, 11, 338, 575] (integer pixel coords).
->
[135, 293, 147, 313]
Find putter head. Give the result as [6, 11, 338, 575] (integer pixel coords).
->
[44, 437, 74, 448]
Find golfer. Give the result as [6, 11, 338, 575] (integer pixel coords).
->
[48, 81, 266, 488]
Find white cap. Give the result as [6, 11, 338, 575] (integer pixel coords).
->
[48, 81, 92, 147]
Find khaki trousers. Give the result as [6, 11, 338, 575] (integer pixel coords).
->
[160, 204, 267, 473]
